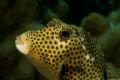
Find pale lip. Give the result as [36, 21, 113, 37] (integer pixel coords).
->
[15, 36, 29, 55]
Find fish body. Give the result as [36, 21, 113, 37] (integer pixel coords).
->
[15, 19, 110, 80]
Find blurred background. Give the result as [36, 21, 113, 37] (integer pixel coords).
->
[0, 0, 120, 80]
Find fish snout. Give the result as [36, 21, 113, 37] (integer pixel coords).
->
[15, 35, 30, 55]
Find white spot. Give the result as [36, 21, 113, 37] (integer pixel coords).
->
[85, 54, 90, 60]
[91, 57, 95, 61]
[81, 37, 84, 41]
[82, 45, 86, 50]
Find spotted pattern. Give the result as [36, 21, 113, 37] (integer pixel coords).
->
[16, 19, 111, 80]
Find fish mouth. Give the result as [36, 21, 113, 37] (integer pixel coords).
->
[15, 35, 30, 55]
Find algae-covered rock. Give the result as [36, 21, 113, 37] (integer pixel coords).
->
[98, 26, 120, 68]
[81, 12, 109, 37]
[55, 0, 70, 19]
[0, 0, 46, 80]
[107, 9, 120, 28]
[0, 0, 37, 28]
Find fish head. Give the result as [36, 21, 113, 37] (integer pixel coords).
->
[15, 19, 82, 79]
[15, 19, 110, 80]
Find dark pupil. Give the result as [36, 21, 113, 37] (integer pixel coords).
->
[61, 31, 69, 38]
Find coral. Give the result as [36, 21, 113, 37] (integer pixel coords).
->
[42, 0, 70, 23]
[0, 0, 46, 80]
[80, 12, 109, 37]
[43, 8, 59, 23]
[55, 0, 70, 19]
[0, 0, 37, 28]
[98, 26, 120, 68]
[107, 9, 120, 28]
[0, 0, 38, 43]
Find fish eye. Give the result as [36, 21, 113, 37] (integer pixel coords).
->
[59, 29, 71, 40]
[61, 31, 70, 38]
